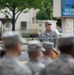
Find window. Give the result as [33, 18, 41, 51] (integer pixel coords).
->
[32, 17, 35, 24]
[21, 21, 27, 30]
[39, 24, 42, 27]
[6, 22, 10, 28]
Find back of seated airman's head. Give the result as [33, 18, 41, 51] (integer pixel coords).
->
[58, 35, 74, 55]
[3, 31, 24, 53]
[28, 40, 45, 60]
[42, 42, 59, 59]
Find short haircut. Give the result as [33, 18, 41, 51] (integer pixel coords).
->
[58, 36, 74, 54]
[58, 45, 73, 54]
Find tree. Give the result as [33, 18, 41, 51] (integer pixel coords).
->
[43, 0, 53, 19]
[36, 10, 62, 27]
[0, 0, 43, 31]
[36, 0, 53, 20]
[36, 10, 49, 20]
[36, 0, 62, 27]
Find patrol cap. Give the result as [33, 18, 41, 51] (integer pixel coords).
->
[42, 42, 58, 51]
[58, 35, 74, 47]
[28, 40, 45, 52]
[3, 31, 25, 47]
[42, 42, 54, 49]
[45, 21, 52, 26]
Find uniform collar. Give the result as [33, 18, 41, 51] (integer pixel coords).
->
[44, 30, 53, 35]
[43, 56, 51, 60]
[45, 30, 52, 33]
[4, 55, 19, 61]
[30, 58, 40, 62]
[59, 54, 73, 59]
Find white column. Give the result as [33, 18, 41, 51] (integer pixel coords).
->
[66, 18, 74, 34]
[62, 18, 66, 34]
[62, 18, 74, 35]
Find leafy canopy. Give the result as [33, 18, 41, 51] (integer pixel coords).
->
[0, 0, 44, 30]
[36, 0, 53, 20]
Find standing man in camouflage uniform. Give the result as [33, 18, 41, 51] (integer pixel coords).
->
[41, 42, 58, 66]
[26, 40, 45, 75]
[38, 21, 58, 48]
[0, 31, 32, 75]
[39, 36, 74, 75]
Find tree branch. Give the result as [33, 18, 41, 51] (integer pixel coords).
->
[5, 5, 13, 11]
[15, 0, 34, 14]
[15, 0, 35, 22]
[0, 11, 5, 15]
[44, 3, 51, 19]
[15, 10, 19, 14]
[15, 11, 23, 22]
[6, 11, 12, 17]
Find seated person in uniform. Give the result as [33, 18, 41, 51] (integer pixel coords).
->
[39, 35, 74, 75]
[41, 42, 59, 66]
[0, 31, 32, 75]
[26, 40, 45, 75]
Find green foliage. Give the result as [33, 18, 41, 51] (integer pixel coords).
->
[36, 0, 53, 20]
[0, 0, 44, 31]
[0, 0, 44, 14]
[36, 0, 62, 27]
[42, 0, 53, 19]
[36, 10, 49, 20]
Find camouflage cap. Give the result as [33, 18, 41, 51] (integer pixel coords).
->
[3, 31, 25, 47]
[45, 21, 52, 26]
[58, 35, 74, 47]
[42, 42, 59, 54]
[42, 42, 54, 50]
[28, 40, 45, 52]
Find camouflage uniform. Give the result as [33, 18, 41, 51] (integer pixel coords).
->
[27, 59, 45, 75]
[0, 31, 32, 75]
[38, 30, 58, 48]
[26, 40, 45, 75]
[0, 55, 32, 75]
[39, 54, 74, 75]
[39, 36, 74, 75]
[41, 56, 52, 66]
[41, 42, 55, 66]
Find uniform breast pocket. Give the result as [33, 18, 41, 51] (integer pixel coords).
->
[49, 36, 55, 42]
[41, 35, 46, 39]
